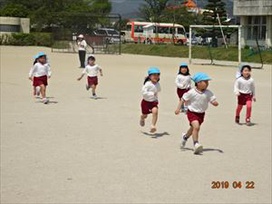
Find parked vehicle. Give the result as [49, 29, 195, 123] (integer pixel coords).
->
[93, 28, 120, 44]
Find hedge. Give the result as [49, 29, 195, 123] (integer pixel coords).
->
[0, 32, 52, 47]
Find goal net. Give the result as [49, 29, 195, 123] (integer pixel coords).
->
[188, 25, 242, 67]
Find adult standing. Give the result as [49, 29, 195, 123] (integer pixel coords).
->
[77, 34, 87, 68]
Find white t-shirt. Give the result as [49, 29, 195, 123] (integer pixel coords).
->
[175, 74, 191, 89]
[78, 40, 87, 51]
[142, 81, 161, 102]
[234, 77, 255, 96]
[29, 62, 51, 77]
[82, 64, 101, 77]
[183, 88, 216, 113]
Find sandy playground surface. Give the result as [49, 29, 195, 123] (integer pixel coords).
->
[0, 46, 271, 204]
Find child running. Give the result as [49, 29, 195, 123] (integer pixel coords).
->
[77, 55, 103, 99]
[175, 72, 219, 154]
[234, 64, 256, 126]
[175, 62, 191, 112]
[140, 67, 161, 133]
[28, 52, 51, 104]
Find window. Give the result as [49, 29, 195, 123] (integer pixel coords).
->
[247, 16, 266, 40]
[0, 25, 20, 32]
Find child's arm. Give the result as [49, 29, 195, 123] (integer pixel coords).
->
[77, 73, 85, 81]
[211, 100, 219, 106]
[234, 79, 240, 96]
[28, 65, 36, 80]
[175, 99, 185, 115]
[47, 64, 52, 78]
[99, 67, 103, 76]
[252, 80, 256, 102]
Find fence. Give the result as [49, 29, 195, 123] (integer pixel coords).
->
[51, 13, 122, 55]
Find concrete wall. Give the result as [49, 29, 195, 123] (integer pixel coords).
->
[234, 0, 272, 16]
[0, 17, 30, 34]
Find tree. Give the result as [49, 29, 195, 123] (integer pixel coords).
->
[140, 0, 169, 22]
[0, 0, 112, 31]
[203, 0, 227, 25]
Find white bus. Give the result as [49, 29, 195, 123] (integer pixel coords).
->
[123, 21, 187, 45]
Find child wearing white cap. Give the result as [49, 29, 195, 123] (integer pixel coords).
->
[140, 67, 161, 133]
[29, 52, 51, 104]
[175, 62, 191, 112]
[175, 72, 218, 154]
[234, 64, 256, 126]
[77, 55, 103, 99]
[77, 34, 87, 68]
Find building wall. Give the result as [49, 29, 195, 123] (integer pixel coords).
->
[0, 17, 30, 34]
[233, 0, 272, 47]
[234, 0, 272, 16]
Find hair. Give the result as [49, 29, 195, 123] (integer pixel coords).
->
[33, 58, 38, 65]
[240, 65, 252, 78]
[178, 66, 190, 76]
[88, 56, 95, 62]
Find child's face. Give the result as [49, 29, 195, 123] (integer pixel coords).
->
[242, 67, 251, 78]
[180, 67, 188, 74]
[88, 59, 95, 65]
[150, 74, 160, 83]
[197, 80, 209, 90]
[38, 56, 46, 64]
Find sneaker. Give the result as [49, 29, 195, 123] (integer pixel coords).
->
[86, 84, 90, 91]
[92, 94, 97, 99]
[246, 118, 251, 126]
[180, 133, 187, 148]
[235, 116, 240, 124]
[42, 98, 49, 104]
[194, 143, 203, 154]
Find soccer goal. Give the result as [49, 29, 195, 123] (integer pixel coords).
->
[188, 25, 242, 67]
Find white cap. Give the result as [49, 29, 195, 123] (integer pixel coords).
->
[78, 34, 84, 38]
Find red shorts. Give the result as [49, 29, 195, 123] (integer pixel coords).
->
[177, 88, 190, 99]
[238, 93, 252, 105]
[33, 75, 48, 86]
[141, 99, 158, 115]
[187, 110, 205, 125]
[87, 76, 98, 86]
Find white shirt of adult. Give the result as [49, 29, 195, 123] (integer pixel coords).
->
[234, 76, 255, 96]
[82, 64, 101, 77]
[29, 62, 51, 77]
[142, 81, 161, 102]
[175, 74, 191, 89]
[78, 39, 87, 51]
[183, 88, 216, 113]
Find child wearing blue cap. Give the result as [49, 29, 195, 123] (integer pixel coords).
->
[234, 64, 256, 125]
[175, 72, 218, 154]
[175, 62, 191, 112]
[140, 67, 161, 133]
[29, 52, 51, 104]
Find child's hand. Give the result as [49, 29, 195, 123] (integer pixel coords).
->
[253, 97, 256, 102]
[29, 77, 32, 81]
[175, 109, 180, 115]
[77, 77, 81, 81]
[236, 92, 240, 96]
[100, 73, 103, 77]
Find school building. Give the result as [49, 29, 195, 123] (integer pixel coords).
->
[233, 0, 272, 48]
[0, 16, 30, 34]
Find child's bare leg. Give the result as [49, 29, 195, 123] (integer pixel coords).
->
[91, 85, 96, 95]
[150, 107, 158, 133]
[33, 87, 36, 96]
[191, 120, 201, 143]
[186, 126, 193, 138]
[40, 85, 46, 99]
[140, 114, 147, 126]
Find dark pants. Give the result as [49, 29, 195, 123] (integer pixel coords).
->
[78, 50, 86, 68]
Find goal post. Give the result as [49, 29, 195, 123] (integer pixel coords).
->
[189, 25, 242, 66]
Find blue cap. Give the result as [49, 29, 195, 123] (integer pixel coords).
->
[36, 52, 46, 58]
[180, 62, 188, 67]
[148, 67, 160, 75]
[192, 72, 211, 83]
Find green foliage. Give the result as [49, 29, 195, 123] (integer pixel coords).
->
[0, 33, 52, 46]
[203, 0, 227, 25]
[121, 44, 272, 64]
[0, 3, 28, 17]
[140, 0, 169, 22]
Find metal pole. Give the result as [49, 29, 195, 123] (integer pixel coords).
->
[238, 26, 241, 64]
[189, 26, 192, 64]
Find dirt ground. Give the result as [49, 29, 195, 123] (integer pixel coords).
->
[1, 46, 271, 204]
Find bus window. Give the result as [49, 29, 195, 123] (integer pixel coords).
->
[135, 25, 143, 33]
[127, 25, 131, 31]
[177, 27, 185, 34]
